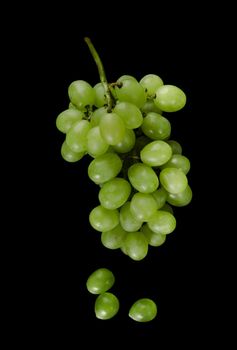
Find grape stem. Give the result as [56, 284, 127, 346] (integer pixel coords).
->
[84, 37, 113, 112]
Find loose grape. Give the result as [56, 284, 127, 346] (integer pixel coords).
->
[148, 210, 176, 235]
[66, 119, 91, 153]
[129, 298, 157, 322]
[128, 163, 159, 193]
[140, 140, 172, 167]
[159, 167, 188, 194]
[167, 140, 182, 154]
[113, 101, 143, 129]
[99, 112, 125, 145]
[123, 231, 148, 261]
[89, 205, 119, 232]
[119, 202, 143, 232]
[141, 224, 166, 247]
[160, 154, 191, 174]
[68, 80, 95, 109]
[98, 177, 131, 209]
[140, 74, 164, 96]
[61, 141, 85, 162]
[166, 185, 192, 206]
[130, 193, 158, 222]
[86, 268, 115, 294]
[56, 109, 84, 133]
[141, 112, 171, 140]
[95, 292, 119, 320]
[154, 85, 186, 112]
[86, 126, 109, 157]
[88, 153, 122, 184]
[101, 224, 127, 249]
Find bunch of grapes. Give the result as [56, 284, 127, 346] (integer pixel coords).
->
[56, 38, 192, 262]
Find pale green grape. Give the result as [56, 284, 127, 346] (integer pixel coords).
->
[88, 153, 122, 184]
[160, 203, 174, 214]
[141, 112, 171, 140]
[140, 74, 164, 96]
[56, 109, 84, 133]
[117, 75, 137, 82]
[166, 185, 192, 206]
[94, 82, 106, 108]
[130, 193, 158, 222]
[113, 101, 143, 129]
[151, 187, 168, 209]
[68, 80, 95, 109]
[128, 163, 159, 193]
[95, 292, 119, 320]
[119, 201, 143, 232]
[160, 154, 191, 174]
[141, 224, 166, 247]
[148, 210, 176, 235]
[123, 231, 148, 261]
[98, 177, 131, 209]
[114, 79, 146, 108]
[61, 141, 85, 162]
[89, 205, 119, 232]
[154, 85, 186, 112]
[140, 140, 172, 166]
[66, 119, 91, 153]
[90, 107, 107, 127]
[86, 268, 115, 294]
[167, 140, 182, 154]
[141, 100, 163, 115]
[101, 224, 127, 249]
[129, 298, 157, 322]
[86, 126, 109, 157]
[99, 112, 125, 145]
[160, 167, 188, 194]
[112, 128, 135, 153]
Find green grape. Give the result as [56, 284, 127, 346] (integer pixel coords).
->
[141, 112, 171, 140]
[112, 128, 135, 153]
[151, 187, 168, 209]
[68, 102, 78, 110]
[113, 101, 143, 129]
[160, 203, 174, 214]
[66, 119, 91, 153]
[160, 154, 191, 174]
[101, 224, 127, 249]
[86, 126, 109, 157]
[99, 112, 125, 145]
[93, 82, 106, 107]
[130, 193, 158, 222]
[123, 231, 148, 261]
[128, 163, 159, 193]
[119, 201, 143, 232]
[159, 167, 188, 194]
[86, 268, 115, 294]
[129, 298, 157, 322]
[90, 107, 107, 127]
[141, 224, 166, 247]
[88, 153, 122, 184]
[61, 141, 85, 162]
[98, 177, 131, 210]
[140, 74, 164, 96]
[141, 100, 163, 115]
[95, 292, 119, 320]
[154, 85, 186, 112]
[117, 75, 137, 82]
[120, 244, 128, 255]
[167, 140, 182, 154]
[68, 80, 95, 109]
[148, 210, 176, 235]
[140, 140, 172, 167]
[89, 205, 119, 232]
[56, 109, 84, 133]
[166, 185, 192, 206]
[114, 79, 146, 108]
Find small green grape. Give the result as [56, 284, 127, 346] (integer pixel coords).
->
[86, 268, 115, 294]
[129, 298, 157, 322]
[95, 292, 119, 320]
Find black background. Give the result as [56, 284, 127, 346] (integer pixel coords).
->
[7, 2, 225, 346]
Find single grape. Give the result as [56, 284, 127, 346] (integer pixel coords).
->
[141, 100, 163, 115]
[159, 167, 188, 194]
[141, 112, 171, 140]
[112, 128, 136, 153]
[66, 119, 91, 153]
[86, 268, 115, 294]
[88, 153, 122, 184]
[148, 210, 176, 235]
[140, 140, 172, 167]
[129, 298, 157, 322]
[68, 80, 95, 109]
[101, 224, 127, 249]
[95, 292, 119, 320]
[154, 85, 186, 112]
[128, 163, 159, 193]
[140, 74, 164, 96]
[99, 112, 125, 145]
[123, 231, 148, 261]
[130, 193, 158, 222]
[141, 224, 166, 247]
[113, 101, 143, 129]
[117, 75, 137, 82]
[90, 106, 107, 127]
[119, 201, 143, 232]
[56, 109, 84, 133]
[89, 205, 119, 232]
[114, 79, 146, 108]
[166, 185, 192, 206]
[61, 141, 85, 162]
[93, 82, 106, 108]
[160, 154, 191, 174]
[86, 126, 109, 157]
[98, 177, 131, 210]
[167, 140, 182, 154]
[151, 187, 168, 209]
[160, 203, 174, 214]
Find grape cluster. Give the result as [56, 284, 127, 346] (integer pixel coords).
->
[56, 72, 192, 261]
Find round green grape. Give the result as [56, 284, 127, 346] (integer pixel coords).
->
[56, 109, 84, 133]
[130, 193, 158, 222]
[101, 224, 127, 249]
[167, 140, 182, 154]
[89, 205, 119, 232]
[141, 224, 166, 247]
[128, 163, 159, 193]
[114, 79, 146, 108]
[140, 140, 172, 167]
[123, 231, 148, 261]
[140, 74, 164, 96]
[86, 126, 109, 157]
[129, 298, 157, 322]
[95, 292, 119, 320]
[154, 85, 186, 112]
[160, 154, 191, 175]
[98, 177, 131, 209]
[88, 153, 122, 184]
[159, 167, 188, 194]
[113, 101, 143, 129]
[90, 107, 107, 127]
[148, 210, 176, 235]
[141, 112, 171, 140]
[141, 100, 163, 115]
[61, 141, 85, 162]
[93, 82, 106, 108]
[68, 80, 95, 109]
[86, 268, 115, 294]
[119, 202, 143, 232]
[66, 119, 91, 153]
[99, 112, 125, 145]
[166, 185, 192, 207]
[112, 128, 136, 153]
